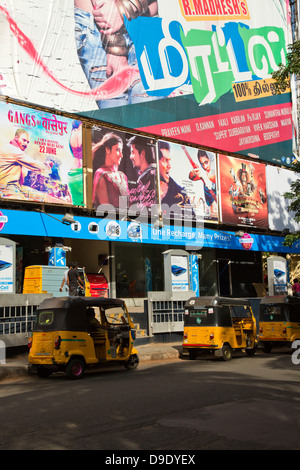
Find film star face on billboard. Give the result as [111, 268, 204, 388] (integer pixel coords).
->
[218, 154, 268, 227]
[158, 140, 218, 222]
[92, 126, 157, 216]
[0, 101, 84, 206]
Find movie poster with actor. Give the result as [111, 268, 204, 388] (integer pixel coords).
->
[158, 140, 218, 223]
[0, 101, 84, 206]
[218, 154, 268, 227]
[92, 126, 157, 216]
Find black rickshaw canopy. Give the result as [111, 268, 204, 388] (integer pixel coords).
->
[260, 295, 300, 322]
[184, 296, 252, 327]
[34, 296, 126, 332]
[260, 295, 300, 305]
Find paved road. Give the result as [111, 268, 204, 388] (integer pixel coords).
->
[0, 350, 299, 451]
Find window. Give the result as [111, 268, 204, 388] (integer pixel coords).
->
[104, 307, 128, 325]
[38, 311, 54, 326]
[231, 305, 251, 318]
[218, 306, 232, 326]
[115, 243, 165, 297]
[261, 305, 285, 322]
[288, 305, 300, 323]
[184, 307, 216, 326]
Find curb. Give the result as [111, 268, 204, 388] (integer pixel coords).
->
[0, 365, 29, 381]
[0, 343, 182, 381]
[139, 347, 181, 362]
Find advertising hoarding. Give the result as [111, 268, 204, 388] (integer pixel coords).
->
[267, 255, 288, 295]
[0, 101, 84, 206]
[158, 140, 218, 222]
[91, 126, 219, 224]
[171, 255, 189, 292]
[218, 153, 268, 227]
[266, 165, 300, 232]
[0, 0, 295, 165]
[1, 207, 300, 254]
[0, 243, 14, 293]
[92, 126, 157, 215]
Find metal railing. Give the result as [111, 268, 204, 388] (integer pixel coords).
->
[147, 291, 195, 336]
[0, 294, 52, 347]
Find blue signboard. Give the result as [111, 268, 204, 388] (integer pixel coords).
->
[48, 247, 66, 267]
[0, 208, 299, 254]
[189, 254, 200, 296]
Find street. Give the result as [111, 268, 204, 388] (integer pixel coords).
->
[0, 350, 300, 451]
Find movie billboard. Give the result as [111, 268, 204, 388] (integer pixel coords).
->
[0, 0, 295, 166]
[0, 101, 84, 206]
[92, 126, 157, 216]
[266, 165, 300, 233]
[158, 140, 218, 222]
[218, 154, 268, 227]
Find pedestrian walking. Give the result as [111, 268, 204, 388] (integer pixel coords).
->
[292, 278, 300, 297]
[59, 264, 70, 294]
[68, 262, 84, 296]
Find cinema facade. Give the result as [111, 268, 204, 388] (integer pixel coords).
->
[0, 0, 298, 302]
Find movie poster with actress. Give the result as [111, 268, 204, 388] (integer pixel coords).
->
[92, 126, 157, 216]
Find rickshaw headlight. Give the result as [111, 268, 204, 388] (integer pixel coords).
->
[55, 335, 61, 349]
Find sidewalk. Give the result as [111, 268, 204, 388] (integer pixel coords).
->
[0, 342, 183, 381]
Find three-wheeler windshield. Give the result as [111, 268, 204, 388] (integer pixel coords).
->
[104, 306, 129, 325]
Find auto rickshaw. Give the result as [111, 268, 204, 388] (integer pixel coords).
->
[28, 296, 139, 379]
[258, 295, 300, 352]
[183, 296, 258, 360]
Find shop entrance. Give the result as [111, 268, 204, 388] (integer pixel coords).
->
[216, 249, 262, 298]
[114, 243, 166, 298]
[217, 259, 232, 296]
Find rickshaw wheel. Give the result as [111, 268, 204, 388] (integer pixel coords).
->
[66, 357, 85, 379]
[221, 344, 232, 361]
[124, 353, 139, 370]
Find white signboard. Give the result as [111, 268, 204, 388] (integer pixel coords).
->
[266, 165, 300, 232]
[0, 244, 14, 293]
[171, 255, 189, 292]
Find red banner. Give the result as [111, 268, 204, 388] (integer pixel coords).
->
[139, 102, 293, 163]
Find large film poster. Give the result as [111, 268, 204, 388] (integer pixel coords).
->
[218, 154, 268, 227]
[158, 140, 218, 222]
[92, 126, 157, 216]
[0, 1, 295, 166]
[266, 165, 300, 233]
[0, 101, 84, 206]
